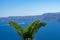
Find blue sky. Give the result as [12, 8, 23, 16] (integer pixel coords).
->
[0, 0, 60, 17]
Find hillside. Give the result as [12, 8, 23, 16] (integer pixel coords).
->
[0, 13, 60, 22]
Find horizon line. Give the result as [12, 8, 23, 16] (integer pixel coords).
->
[0, 12, 60, 18]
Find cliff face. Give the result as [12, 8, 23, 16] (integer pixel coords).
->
[41, 13, 60, 22]
[0, 13, 60, 22]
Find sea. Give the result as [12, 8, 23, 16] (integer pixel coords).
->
[0, 21, 60, 40]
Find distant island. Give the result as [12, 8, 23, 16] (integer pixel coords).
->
[0, 13, 60, 22]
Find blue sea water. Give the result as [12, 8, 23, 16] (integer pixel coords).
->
[0, 21, 60, 40]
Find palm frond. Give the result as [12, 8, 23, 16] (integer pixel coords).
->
[23, 20, 40, 38]
[31, 22, 46, 36]
[9, 21, 24, 36]
[24, 20, 46, 37]
[24, 20, 40, 33]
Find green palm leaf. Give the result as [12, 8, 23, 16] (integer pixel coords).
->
[24, 20, 46, 37]
[9, 21, 24, 36]
[24, 20, 40, 32]
[31, 22, 46, 36]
